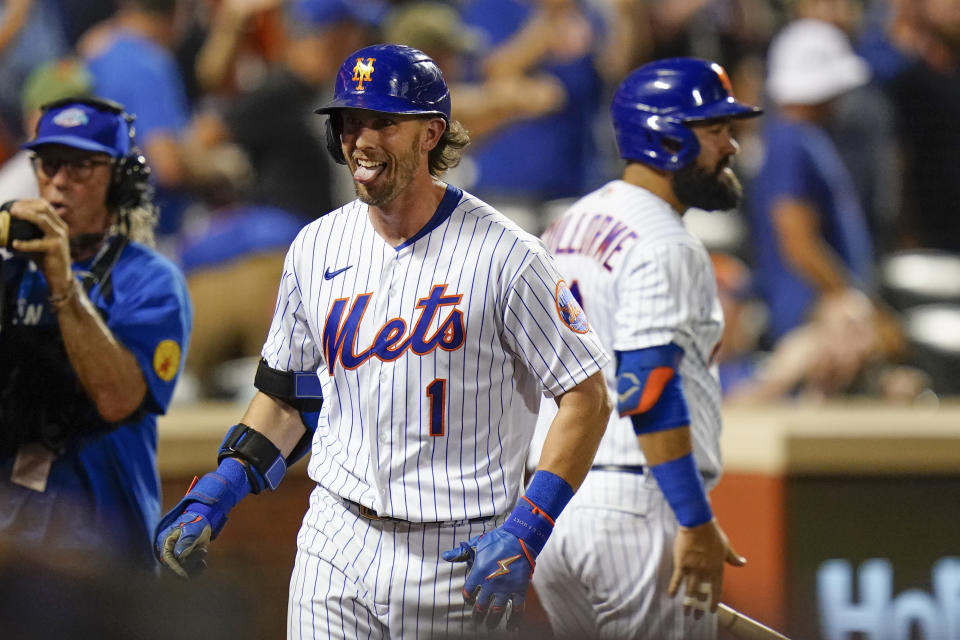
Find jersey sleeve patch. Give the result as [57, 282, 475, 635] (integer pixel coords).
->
[554, 280, 589, 334]
[152, 339, 181, 382]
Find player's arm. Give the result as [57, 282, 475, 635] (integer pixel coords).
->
[618, 344, 745, 614]
[154, 360, 320, 579]
[534, 369, 611, 489]
[443, 370, 611, 629]
[239, 390, 310, 457]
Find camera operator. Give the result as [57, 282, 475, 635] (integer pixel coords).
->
[0, 97, 192, 569]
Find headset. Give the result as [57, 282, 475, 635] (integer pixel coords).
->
[37, 96, 151, 211]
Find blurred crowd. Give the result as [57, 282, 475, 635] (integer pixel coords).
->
[2, 0, 958, 404]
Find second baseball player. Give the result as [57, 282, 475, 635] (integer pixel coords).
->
[531, 57, 761, 639]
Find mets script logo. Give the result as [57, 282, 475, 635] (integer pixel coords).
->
[555, 280, 589, 334]
[352, 57, 376, 91]
[323, 284, 465, 375]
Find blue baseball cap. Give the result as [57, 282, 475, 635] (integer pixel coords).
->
[21, 99, 132, 157]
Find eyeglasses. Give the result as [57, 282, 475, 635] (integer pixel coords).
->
[30, 154, 112, 182]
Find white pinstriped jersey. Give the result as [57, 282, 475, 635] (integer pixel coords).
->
[263, 184, 609, 522]
[538, 179, 724, 488]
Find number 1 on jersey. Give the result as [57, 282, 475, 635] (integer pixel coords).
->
[426, 378, 446, 436]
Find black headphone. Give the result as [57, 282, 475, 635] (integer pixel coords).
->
[37, 96, 151, 211]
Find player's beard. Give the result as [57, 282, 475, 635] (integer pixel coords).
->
[354, 136, 422, 208]
[672, 159, 743, 212]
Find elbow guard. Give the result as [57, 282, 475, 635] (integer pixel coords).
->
[616, 344, 690, 435]
[218, 424, 287, 493]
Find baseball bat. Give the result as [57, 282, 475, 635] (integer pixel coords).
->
[718, 603, 792, 640]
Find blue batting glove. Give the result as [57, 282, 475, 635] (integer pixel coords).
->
[153, 458, 251, 579]
[444, 472, 575, 629]
[443, 527, 535, 630]
[155, 507, 214, 579]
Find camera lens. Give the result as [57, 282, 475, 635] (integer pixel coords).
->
[0, 201, 43, 250]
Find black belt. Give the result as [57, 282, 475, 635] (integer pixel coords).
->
[341, 498, 493, 527]
[591, 464, 645, 475]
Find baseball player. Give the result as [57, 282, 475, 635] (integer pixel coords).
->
[0, 97, 192, 567]
[530, 58, 761, 639]
[154, 44, 612, 639]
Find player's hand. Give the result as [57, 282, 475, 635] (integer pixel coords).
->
[154, 506, 213, 579]
[667, 518, 746, 617]
[442, 528, 533, 630]
[153, 459, 253, 579]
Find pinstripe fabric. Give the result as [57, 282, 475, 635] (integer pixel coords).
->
[534, 473, 714, 640]
[288, 486, 508, 640]
[533, 180, 724, 638]
[538, 180, 723, 483]
[264, 185, 609, 637]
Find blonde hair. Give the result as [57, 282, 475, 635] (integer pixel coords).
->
[428, 118, 470, 177]
[121, 204, 157, 246]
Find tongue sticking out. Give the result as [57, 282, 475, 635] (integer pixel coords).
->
[353, 164, 383, 184]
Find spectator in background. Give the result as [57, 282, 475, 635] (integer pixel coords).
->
[186, 0, 383, 222]
[710, 251, 764, 396]
[382, 0, 566, 144]
[647, 0, 774, 64]
[711, 252, 929, 403]
[748, 18, 876, 344]
[55, 0, 118, 48]
[459, 0, 607, 212]
[78, 0, 193, 239]
[792, 0, 901, 255]
[179, 0, 286, 103]
[858, 0, 960, 253]
[0, 57, 93, 202]
[175, 148, 304, 399]
[0, 0, 68, 152]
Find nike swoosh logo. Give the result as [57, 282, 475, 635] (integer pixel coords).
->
[324, 265, 353, 280]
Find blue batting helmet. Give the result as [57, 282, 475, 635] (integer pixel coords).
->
[315, 44, 450, 164]
[611, 58, 761, 171]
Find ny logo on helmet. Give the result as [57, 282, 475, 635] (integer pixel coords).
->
[352, 57, 376, 91]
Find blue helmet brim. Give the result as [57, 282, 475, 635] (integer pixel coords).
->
[679, 99, 763, 123]
[315, 94, 449, 120]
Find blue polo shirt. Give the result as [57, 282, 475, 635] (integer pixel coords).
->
[461, 0, 605, 201]
[0, 239, 192, 566]
[178, 205, 306, 274]
[747, 117, 873, 340]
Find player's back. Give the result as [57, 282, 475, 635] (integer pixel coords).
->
[540, 179, 724, 485]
